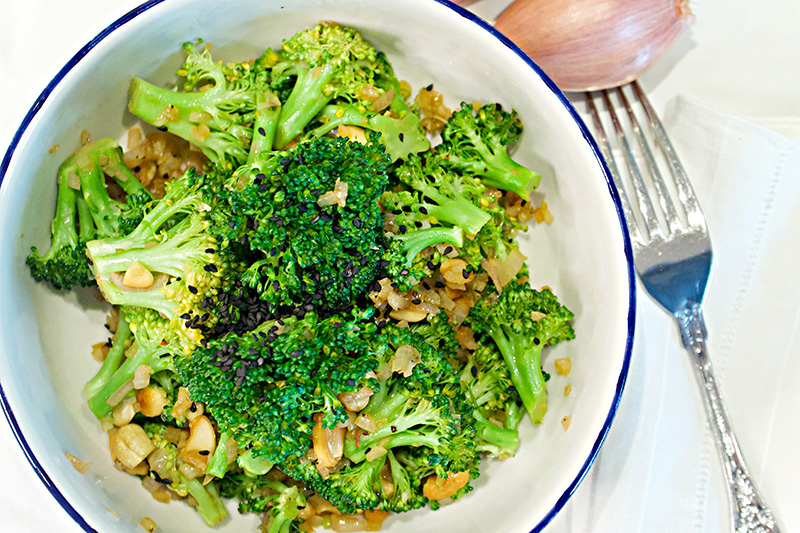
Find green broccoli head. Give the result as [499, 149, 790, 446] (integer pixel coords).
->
[439, 103, 541, 199]
[128, 40, 276, 167]
[224, 134, 394, 311]
[470, 281, 574, 425]
[27, 138, 152, 290]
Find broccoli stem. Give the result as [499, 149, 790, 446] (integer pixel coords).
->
[414, 191, 490, 236]
[488, 325, 547, 424]
[94, 275, 180, 319]
[89, 216, 209, 277]
[181, 474, 229, 526]
[473, 411, 519, 456]
[128, 77, 249, 164]
[76, 197, 96, 241]
[86, 174, 204, 258]
[86, 330, 174, 418]
[395, 226, 463, 265]
[76, 163, 125, 237]
[247, 91, 281, 163]
[262, 481, 305, 533]
[274, 63, 337, 148]
[83, 313, 133, 400]
[47, 169, 81, 258]
[205, 430, 233, 478]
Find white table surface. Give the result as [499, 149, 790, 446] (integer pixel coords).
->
[1, 0, 798, 531]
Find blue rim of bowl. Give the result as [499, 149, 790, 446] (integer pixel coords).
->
[0, 0, 635, 531]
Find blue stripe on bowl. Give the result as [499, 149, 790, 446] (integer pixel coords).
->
[0, 1, 635, 531]
[0, 1, 166, 530]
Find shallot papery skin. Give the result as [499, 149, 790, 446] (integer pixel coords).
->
[495, 0, 693, 91]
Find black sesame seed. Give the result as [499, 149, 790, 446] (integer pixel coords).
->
[204, 264, 218, 273]
[258, 127, 266, 136]
[471, 366, 478, 377]
[157, 126, 168, 131]
[419, 206, 428, 215]
[399, 225, 407, 234]
[443, 246, 453, 255]
[198, 450, 210, 456]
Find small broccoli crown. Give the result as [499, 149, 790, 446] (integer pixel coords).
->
[85, 307, 178, 419]
[407, 311, 459, 357]
[470, 281, 575, 424]
[439, 103, 541, 199]
[218, 470, 306, 531]
[177, 312, 381, 466]
[225, 135, 393, 311]
[128, 40, 275, 166]
[85, 168, 248, 350]
[27, 139, 153, 290]
[458, 341, 516, 415]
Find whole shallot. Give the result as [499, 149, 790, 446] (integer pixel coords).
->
[494, 0, 694, 91]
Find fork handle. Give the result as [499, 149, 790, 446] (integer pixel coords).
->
[676, 303, 780, 533]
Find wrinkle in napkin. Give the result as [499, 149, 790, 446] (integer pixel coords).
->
[548, 96, 800, 532]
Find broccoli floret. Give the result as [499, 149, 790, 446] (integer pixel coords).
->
[379, 152, 500, 274]
[288, 324, 479, 514]
[176, 311, 380, 466]
[224, 135, 393, 311]
[392, 154, 492, 235]
[439, 103, 541, 199]
[85, 168, 246, 349]
[86, 307, 178, 419]
[26, 139, 152, 290]
[267, 22, 428, 161]
[307, 72, 430, 161]
[470, 282, 574, 425]
[143, 421, 229, 526]
[128, 40, 277, 167]
[218, 470, 306, 532]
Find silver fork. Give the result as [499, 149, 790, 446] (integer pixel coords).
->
[585, 81, 780, 533]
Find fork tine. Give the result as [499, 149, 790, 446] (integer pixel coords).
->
[617, 85, 683, 235]
[631, 81, 707, 230]
[585, 92, 643, 245]
[601, 90, 664, 242]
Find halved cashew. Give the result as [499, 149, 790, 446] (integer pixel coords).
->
[122, 261, 155, 289]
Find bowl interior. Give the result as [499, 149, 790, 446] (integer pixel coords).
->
[0, 0, 633, 531]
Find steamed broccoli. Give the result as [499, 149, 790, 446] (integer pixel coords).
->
[218, 470, 306, 532]
[470, 281, 574, 425]
[267, 22, 429, 159]
[176, 311, 381, 466]
[380, 152, 496, 269]
[26, 138, 152, 290]
[86, 307, 178, 419]
[439, 103, 541, 199]
[223, 134, 394, 312]
[85, 168, 247, 349]
[128, 40, 279, 167]
[285, 324, 479, 514]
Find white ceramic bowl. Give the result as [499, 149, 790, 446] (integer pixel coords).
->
[0, 1, 634, 531]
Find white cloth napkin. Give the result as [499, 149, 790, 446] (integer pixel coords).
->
[548, 96, 800, 532]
